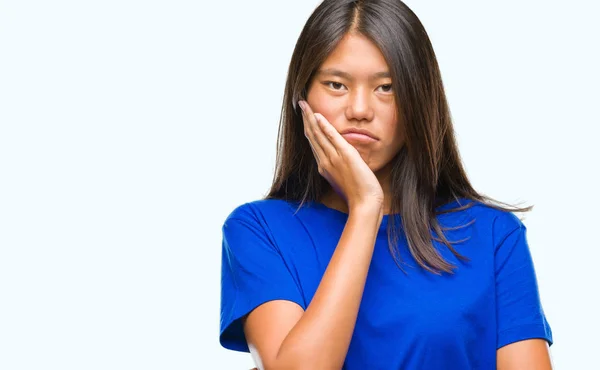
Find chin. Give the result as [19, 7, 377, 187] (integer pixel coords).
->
[354, 150, 378, 165]
[364, 159, 382, 172]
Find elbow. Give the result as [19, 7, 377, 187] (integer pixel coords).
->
[265, 354, 341, 370]
[264, 363, 335, 370]
[264, 338, 344, 369]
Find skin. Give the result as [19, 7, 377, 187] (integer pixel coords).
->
[243, 32, 552, 369]
[306, 32, 404, 215]
[497, 339, 553, 369]
[242, 32, 386, 370]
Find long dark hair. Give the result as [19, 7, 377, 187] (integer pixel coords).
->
[264, 0, 531, 274]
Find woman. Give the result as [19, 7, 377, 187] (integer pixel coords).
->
[219, 0, 553, 368]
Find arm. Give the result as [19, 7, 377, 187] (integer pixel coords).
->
[497, 339, 553, 369]
[242, 204, 382, 370]
[493, 214, 553, 369]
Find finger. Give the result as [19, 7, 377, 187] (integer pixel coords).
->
[299, 102, 326, 164]
[299, 101, 336, 160]
[300, 109, 322, 165]
[312, 111, 357, 159]
[313, 113, 343, 156]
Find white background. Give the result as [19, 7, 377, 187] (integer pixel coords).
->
[1, 0, 598, 369]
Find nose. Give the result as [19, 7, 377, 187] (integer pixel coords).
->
[345, 87, 374, 122]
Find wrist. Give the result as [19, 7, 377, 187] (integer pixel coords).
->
[349, 202, 384, 219]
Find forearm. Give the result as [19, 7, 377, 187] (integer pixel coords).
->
[273, 204, 382, 369]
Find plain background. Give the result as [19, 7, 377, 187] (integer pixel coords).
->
[1, 0, 598, 368]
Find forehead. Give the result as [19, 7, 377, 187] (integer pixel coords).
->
[320, 33, 390, 74]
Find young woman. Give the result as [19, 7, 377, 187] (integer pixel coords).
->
[219, 0, 553, 368]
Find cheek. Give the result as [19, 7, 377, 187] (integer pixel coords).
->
[381, 110, 403, 147]
[306, 96, 344, 130]
[384, 108, 400, 132]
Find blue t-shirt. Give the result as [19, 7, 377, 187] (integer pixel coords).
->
[219, 198, 552, 369]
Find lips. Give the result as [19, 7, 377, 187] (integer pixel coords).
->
[341, 132, 378, 144]
[340, 128, 379, 142]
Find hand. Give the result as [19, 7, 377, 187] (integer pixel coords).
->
[299, 100, 384, 210]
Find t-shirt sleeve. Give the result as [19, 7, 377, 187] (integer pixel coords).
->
[219, 205, 306, 352]
[494, 213, 553, 349]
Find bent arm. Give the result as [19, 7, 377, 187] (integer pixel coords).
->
[497, 339, 552, 369]
[243, 204, 382, 370]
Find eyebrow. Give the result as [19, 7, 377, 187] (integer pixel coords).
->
[316, 68, 391, 81]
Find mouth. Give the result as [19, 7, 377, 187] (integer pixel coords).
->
[340, 127, 379, 140]
[341, 132, 378, 144]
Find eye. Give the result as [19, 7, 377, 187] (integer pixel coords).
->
[378, 84, 393, 93]
[324, 81, 347, 91]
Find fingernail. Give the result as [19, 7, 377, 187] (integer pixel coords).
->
[298, 100, 306, 112]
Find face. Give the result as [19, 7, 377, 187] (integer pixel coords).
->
[306, 32, 404, 175]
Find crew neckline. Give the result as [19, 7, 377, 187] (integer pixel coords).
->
[310, 200, 395, 216]
[306, 200, 398, 230]
[288, 198, 469, 230]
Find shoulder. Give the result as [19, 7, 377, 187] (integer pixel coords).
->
[464, 199, 523, 226]
[439, 198, 526, 245]
[222, 198, 303, 228]
[469, 200, 525, 242]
